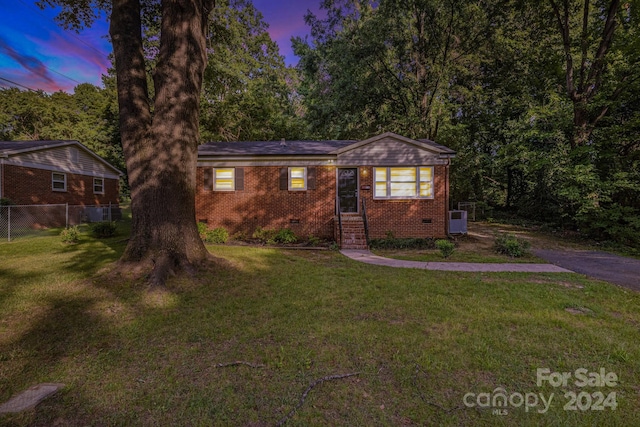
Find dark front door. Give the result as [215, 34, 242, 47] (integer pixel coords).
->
[338, 168, 358, 213]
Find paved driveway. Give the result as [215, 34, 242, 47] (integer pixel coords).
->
[533, 249, 640, 292]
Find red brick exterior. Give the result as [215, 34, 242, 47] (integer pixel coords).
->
[196, 166, 337, 239]
[195, 164, 449, 240]
[2, 164, 119, 206]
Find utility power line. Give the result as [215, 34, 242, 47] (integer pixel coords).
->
[0, 76, 38, 92]
[0, 1, 109, 91]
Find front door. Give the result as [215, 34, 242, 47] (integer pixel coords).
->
[338, 168, 358, 213]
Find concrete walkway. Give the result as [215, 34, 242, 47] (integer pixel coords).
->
[340, 250, 573, 273]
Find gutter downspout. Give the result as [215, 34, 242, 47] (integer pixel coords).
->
[445, 157, 450, 236]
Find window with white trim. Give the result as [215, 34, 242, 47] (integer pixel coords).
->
[52, 172, 67, 192]
[374, 166, 433, 199]
[288, 167, 307, 190]
[93, 177, 104, 194]
[214, 168, 235, 191]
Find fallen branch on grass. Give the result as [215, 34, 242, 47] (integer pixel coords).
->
[276, 372, 360, 426]
[413, 364, 460, 413]
[215, 361, 265, 369]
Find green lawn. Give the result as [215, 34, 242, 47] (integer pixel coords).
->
[1, 228, 639, 426]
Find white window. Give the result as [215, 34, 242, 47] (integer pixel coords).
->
[288, 167, 307, 190]
[93, 177, 104, 194]
[374, 166, 434, 199]
[52, 172, 67, 192]
[214, 168, 235, 191]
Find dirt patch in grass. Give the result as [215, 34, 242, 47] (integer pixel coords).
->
[565, 306, 594, 315]
[481, 275, 585, 289]
[375, 221, 621, 263]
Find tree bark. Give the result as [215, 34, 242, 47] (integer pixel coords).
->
[110, 0, 213, 286]
[550, 0, 621, 148]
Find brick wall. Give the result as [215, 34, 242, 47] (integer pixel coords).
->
[195, 164, 449, 240]
[358, 165, 448, 239]
[3, 164, 119, 206]
[196, 166, 337, 239]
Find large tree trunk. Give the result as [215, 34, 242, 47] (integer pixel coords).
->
[110, 0, 213, 286]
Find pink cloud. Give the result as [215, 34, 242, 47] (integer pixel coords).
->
[43, 30, 110, 74]
[0, 36, 57, 87]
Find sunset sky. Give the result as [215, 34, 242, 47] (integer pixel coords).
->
[0, 1, 320, 93]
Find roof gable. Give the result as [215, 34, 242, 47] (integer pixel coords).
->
[333, 132, 455, 156]
[0, 140, 122, 176]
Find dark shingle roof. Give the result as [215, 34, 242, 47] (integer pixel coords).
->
[198, 140, 357, 156]
[417, 139, 456, 155]
[199, 134, 456, 157]
[0, 140, 75, 154]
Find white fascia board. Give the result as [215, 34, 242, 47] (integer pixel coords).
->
[4, 158, 121, 180]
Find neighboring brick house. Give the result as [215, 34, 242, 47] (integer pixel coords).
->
[196, 132, 455, 248]
[0, 140, 121, 206]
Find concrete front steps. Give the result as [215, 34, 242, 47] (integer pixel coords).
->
[336, 214, 368, 249]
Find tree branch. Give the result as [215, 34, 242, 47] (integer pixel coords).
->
[215, 361, 266, 368]
[578, 0, 590, 92]
[550, 0, 576, 99]
[413, 365, 461, 413]
[276, 372, 360, 426]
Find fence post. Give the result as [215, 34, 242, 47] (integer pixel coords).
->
[108, 202, 112, 221]
[7, 205, 10, 242]
[66, 203, 69, 228]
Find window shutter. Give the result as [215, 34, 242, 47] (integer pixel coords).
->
[235, 167, 244, 191]
[279, 168, 288, 190]
[204, 168, 213, 191]
[307, 167, 316, 190]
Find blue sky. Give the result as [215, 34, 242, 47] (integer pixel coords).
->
[0, 0, 320, 93]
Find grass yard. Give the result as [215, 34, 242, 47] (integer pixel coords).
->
[1, 225, 639, 426]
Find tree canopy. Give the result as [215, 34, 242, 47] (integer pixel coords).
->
[294, 0, 640, 247]
[4, 0, 639, 254]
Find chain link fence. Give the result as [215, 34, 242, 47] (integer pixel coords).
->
[0, 203, 121, 242]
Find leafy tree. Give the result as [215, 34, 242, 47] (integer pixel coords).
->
[548, 0, 640, 147]
[0, 85, 122, 171]
[293, 0, 498, 140]
[200, 0, 303, 141]
[39, 0, 214, 285]
[294, 0, 640, 247]
[0, 88, 54, 140]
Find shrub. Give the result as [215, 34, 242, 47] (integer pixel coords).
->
[90, 221, 117, 238]
[369, 237, 435, 250]
[435, 239, 455, 258]
[307, 235, 321, 247]
[252, 226, 277, 244]
[232, 230, 248, 241]
[494, 232, 530, 257]
[273, 228, 297, 244]
[197, 222, 208, 240]
[60, 226, 80, 244]
[0, 197, 12, 206]
[205, 227, 229, 244]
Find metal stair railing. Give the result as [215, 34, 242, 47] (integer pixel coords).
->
[336, 196, 343, 246]
[361, 198, 370, 247]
